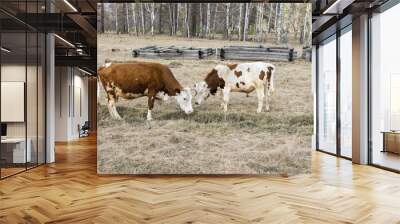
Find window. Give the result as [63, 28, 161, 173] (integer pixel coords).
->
[370, 3, 400, 171]
[317, 36, 337, 154]
[340, 27, 352, 158]
[0, 2, 46, 179]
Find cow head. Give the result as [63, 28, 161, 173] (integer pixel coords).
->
[194, 67, 226, 105]
[193, 81, 210, 106]
[175, 87, 193, 114]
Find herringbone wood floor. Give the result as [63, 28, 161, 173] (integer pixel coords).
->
[1, 135, 400, 224]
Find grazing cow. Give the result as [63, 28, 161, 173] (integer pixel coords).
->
[194, 62, 275, 113]
[98, 62, 193, 121]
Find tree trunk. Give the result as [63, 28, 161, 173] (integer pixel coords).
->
[150, 3, 155, 36]
[276, 4, 284, 44]
[168, 3, 175, 35]
[302, 4, 311, 45]
[132, 3, 138, 36]
[274, 4, 279, 32]
[140, 4, 145, 35]
[125, 3, 130, 34]
[158, 4, 162, 34]
[267, 3, 273, 33]
[115, 4, 118, 33]
[206, 3, 211, 37]
[255, 4, 264, 42]
[212, 4, 217, 38]
[243, 3, 250, 41]
[176, 4, 179, 35]
[100, 4, 105, 33]
[238, 3, 244, 41]
[225, 3, 231, 39]
[199, 3, 203, 37]
[184, 3, 190, 38]
[190, 4, 197, 37]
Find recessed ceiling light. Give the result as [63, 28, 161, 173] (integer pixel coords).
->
[78, 67, 92, 76]
[63, 0, 78, 12]
[54, 34, 75, 48]
[1, 47, 11, 53]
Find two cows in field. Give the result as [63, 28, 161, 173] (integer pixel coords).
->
[97, 61, 275, 121]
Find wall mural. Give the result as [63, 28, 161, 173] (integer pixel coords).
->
[97, 3, 313, 175]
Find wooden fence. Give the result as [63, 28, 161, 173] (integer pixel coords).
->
[220, 45, 297, 62]
[132, 45, 299, 62]
[132, 46, 214, 59]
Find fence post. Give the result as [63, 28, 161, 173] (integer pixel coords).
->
[289, 48, 294, 62]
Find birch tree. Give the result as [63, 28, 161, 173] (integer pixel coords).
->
[145, 3, 156, 36]
[125, 3, 130, 33]
[131, 3, 138, 35]
[225, 3, 231, 39]
[100, 4, 105, 33]
[184, 3, 190, 38]
[140, 4, 145, 35]
[115, 4, 118, 33]
[206, 3, 211, 37]
[102, 3, 312, 44]
[238, 3, 243, 40]
[255, 4, 264, 41]
[243, 3, 250, 41]
[267, 4, 273, 33]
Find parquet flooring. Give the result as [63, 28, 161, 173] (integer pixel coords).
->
[0, 135, 400, 223]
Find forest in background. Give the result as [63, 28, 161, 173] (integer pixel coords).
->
[97, 3, 312, 45]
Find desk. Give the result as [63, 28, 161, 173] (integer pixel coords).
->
[1, 138, 31, 163]
[382, 131, 400, 154]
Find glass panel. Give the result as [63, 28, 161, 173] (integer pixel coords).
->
[1, 31, 27, 177]
[27, 31, 38, 169]
[38, 32, 45, 165]
[371, 4, 400, 171]
[318, 36, 337, 154]
[340, 28, 352, 158]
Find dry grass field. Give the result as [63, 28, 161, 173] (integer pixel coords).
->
[97, 34, 313, 175]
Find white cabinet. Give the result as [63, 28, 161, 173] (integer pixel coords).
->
[1, 138, 32, 163]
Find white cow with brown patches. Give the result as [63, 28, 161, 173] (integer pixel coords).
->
[194, 62, 275, 113]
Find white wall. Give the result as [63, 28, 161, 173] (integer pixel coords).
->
[55, 67, 89, 141]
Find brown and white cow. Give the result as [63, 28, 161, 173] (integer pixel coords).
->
[98, 62, 193, 121]
[194, 62, 275, 113]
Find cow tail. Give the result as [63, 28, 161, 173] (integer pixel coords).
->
[97, 65, 108, 93]
[270, 66, 275, 93]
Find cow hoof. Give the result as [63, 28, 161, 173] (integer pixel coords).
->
[145, 121, 152, 129]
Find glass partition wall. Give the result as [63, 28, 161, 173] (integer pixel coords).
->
[317, 35, 337, 155]
[339, 27, 352, 159]
[315, 25, 352, 159]
[370, 3, 400, 171]
[0, 3, 46, 179]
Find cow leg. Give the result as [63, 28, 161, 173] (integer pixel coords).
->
[270, 68, 275, 94]
[107, 94, 122, 120]
[222, 87, 231, 113]
[147, 92, 156, 121]
[256, 87, 265, 113]
[263, 84, 270, 112]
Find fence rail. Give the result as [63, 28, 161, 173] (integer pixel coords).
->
[132, 45, 299, 62]
[133, 46, 215, 59]
[220, 46, 297, 62]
